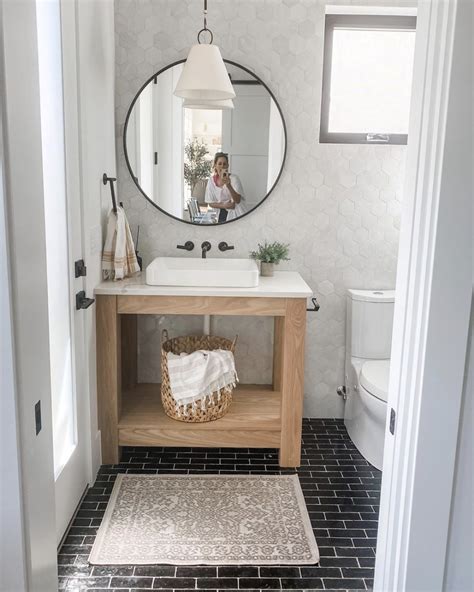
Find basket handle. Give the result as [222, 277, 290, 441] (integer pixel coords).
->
[162, 329, 169, 342]
[231, 334, 238, 352]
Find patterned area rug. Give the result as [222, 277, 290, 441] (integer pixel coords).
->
[89, 474, 319, 565]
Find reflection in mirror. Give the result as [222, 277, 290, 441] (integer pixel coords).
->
[124, 61, 286, 225]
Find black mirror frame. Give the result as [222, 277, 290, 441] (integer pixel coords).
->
[123, 59, 287, 226]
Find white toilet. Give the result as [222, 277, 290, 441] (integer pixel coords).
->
[343, 289, 395, 470]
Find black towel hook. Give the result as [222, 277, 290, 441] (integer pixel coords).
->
[103, 173, 118, 213]
[307, 297, 320, 312]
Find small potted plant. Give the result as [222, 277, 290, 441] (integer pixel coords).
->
[250, 241, 290, 277]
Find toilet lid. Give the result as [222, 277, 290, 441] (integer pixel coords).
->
[360, 360, 390, 402]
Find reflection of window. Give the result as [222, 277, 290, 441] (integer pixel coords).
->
[320, 15, 416, 145]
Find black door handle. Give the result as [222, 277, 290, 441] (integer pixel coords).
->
[76, 291, 95, 310]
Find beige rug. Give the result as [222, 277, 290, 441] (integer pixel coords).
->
[89, 474, 319, 565]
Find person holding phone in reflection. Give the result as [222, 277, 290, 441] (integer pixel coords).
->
[205, 152, 247, 222]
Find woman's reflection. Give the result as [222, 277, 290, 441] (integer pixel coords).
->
[205, 152, 247, 222]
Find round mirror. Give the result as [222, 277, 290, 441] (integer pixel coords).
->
[124, 60, 287, 225]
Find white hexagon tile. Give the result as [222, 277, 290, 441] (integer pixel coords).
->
[114, 0, 415, 418]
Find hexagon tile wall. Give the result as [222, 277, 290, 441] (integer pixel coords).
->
[114, 0, 415, 418]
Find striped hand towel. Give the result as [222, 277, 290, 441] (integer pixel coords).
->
[166, 349, 238, 414]
[102, 206, 140, 281]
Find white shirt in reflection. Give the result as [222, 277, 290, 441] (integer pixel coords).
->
[205, 173, 247, 221]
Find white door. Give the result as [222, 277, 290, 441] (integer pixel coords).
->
[36, 0, 90, 544]
[222, 84, 271, 210]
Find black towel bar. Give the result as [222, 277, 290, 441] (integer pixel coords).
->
[103, 173, 120, 213]
[307, 297, 320, 312]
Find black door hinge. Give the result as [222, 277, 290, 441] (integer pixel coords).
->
[389, 408, 396, 435]
[35, 400, 42, 435]
[76, 291, 95, 310]
[75, 259, 87, 278]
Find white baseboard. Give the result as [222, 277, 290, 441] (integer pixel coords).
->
[89, 430, 102, 484]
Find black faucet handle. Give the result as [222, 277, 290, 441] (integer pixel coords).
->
[201, 241, 211, 259]
[177, 241, 195, 251]
[218, 241, 234, 252]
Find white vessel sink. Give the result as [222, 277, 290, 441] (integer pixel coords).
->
[146, 257, 259, 288]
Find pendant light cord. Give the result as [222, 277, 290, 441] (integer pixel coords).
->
[197, 0, 213, 44]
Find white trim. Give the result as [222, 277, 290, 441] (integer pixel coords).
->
[73, 0, 97, 485]
[0, 1, 58, 588]
[375, 1, 472, 590]
[49, 0, 93, 542]
[60, 0, 90, 475]
[325, 5, 417, 17]
[0, 30, 28, 587]
[74, 0, 116, 482]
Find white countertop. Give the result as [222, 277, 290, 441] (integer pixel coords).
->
[94, 271, 313, 299]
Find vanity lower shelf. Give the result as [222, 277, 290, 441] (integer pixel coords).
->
[119, 383, 282, 449]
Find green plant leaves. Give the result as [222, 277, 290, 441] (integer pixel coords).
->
[249, 241, 290, 264]
[183, 139, 212, 191]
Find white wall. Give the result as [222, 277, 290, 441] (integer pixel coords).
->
[406, 0, 472, 577]
[444, 296, 474, 592]
[443, 5, 473, 587]
[442, 6, 473, 575]
[114, 0, 415, 417]
[374, 0, 472, 587]
[76, 0, 117, 479]
[0, 1, 57, 589]
[0, 33, 27, 590]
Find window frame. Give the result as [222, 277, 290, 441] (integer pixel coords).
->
[320, 14, 417, 145]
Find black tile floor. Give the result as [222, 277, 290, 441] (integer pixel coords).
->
[58, 419, 381, 592]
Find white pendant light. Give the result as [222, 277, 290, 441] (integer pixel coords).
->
[182, 97, 234, 110]
[174, 0, 235, 101]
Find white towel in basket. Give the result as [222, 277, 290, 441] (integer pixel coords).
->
[166, 349, 238, 413]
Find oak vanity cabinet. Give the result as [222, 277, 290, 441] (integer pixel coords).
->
[96, 272, 311, 467]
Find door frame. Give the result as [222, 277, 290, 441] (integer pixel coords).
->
[0, 43, 28, 592]
[0, 1, 58, 590]
[1, 0, 471, 589]
[51, 0, 93, 543]
[374, 1, 472, 590]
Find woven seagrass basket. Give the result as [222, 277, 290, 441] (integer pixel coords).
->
[161, 329, 237, 423]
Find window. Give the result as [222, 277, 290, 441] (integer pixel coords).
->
[37, 0, 76, 476]
[320, 15, 416, 145]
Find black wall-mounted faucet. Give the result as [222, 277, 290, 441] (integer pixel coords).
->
[201, 241, 211, 258]
[177, 241, 194, 251]
[218, 241, 234, 252]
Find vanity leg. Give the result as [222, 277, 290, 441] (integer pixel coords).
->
[273, 316, 284, 392]
[121, 314, 137, 390]
[96, 295, 121, 464]
[279, 299, 307, 467]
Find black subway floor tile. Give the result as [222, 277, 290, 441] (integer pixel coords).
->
[218, 567, 258, 578]
[57, 419, 380, 591]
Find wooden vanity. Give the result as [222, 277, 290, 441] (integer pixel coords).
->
[95, 272, 312, 467]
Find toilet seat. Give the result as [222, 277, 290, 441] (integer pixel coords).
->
[360, 360, 390, 402]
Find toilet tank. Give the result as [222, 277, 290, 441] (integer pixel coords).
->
[347, 289, 395, 359]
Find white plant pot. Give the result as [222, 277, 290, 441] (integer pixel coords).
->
[260, 262, 274, 277]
